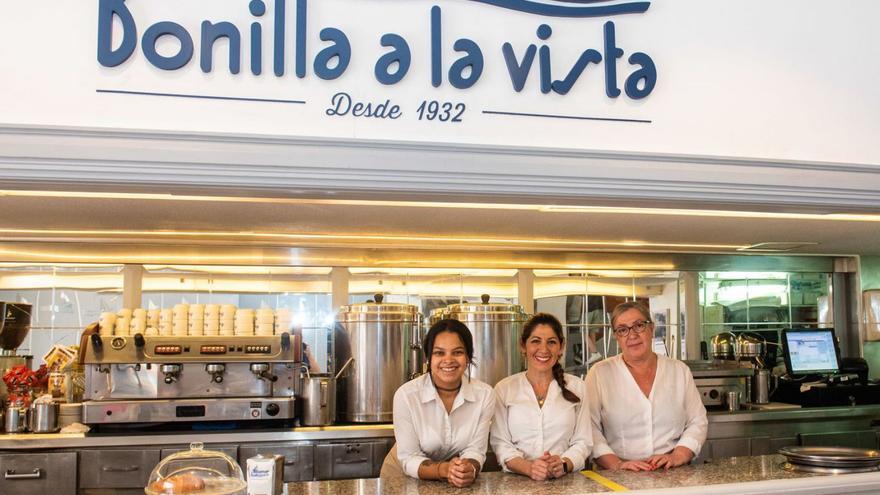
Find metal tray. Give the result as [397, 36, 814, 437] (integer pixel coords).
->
[782, 462, 880, 475]
[778, 446, 880, 468]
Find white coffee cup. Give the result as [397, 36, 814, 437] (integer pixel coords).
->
[115, 317, 131, 336]
[173, 304, 189, 320]
[188, 318, 204, 336]
[220, 304, 237, 320]
[219, 318, 234, 334]
[147, 309, 160, 327]
[130, 318, 147, 334]
[99, 312, 117, 336]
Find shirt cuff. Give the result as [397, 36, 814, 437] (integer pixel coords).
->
[499, 450, 526, 473]
[561, 447, 588, 472]
[459, 449, 487, 469]
[675, 437, 703, 458]
[402, 455, 431, 479]
[591, 443, 616, 460]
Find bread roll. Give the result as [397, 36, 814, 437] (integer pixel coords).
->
[148, 473, 205, 494]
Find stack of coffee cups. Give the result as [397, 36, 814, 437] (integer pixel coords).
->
[99, 312, 117, 336]
[131, 308, 148, 335]
[172, 304, 189, 336]
[146, 309, 160, 336]
[220, 304, 236, 336]
[234, 308, 255, 336]
[187, 304, 205, 336]
[116, 308, 132, 337]
[204, 304, 220, 336]
[274, 308, 292, 335]
[255, 308, 275, 336]
[158, 309, 173, 336]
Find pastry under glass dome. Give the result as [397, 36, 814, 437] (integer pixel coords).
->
[145, 442, 246, 495]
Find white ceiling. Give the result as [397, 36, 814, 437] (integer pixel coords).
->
[0, 193, 877, 256]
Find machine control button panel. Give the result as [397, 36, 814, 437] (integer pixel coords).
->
[245, 345, 272, 354]
[155, 345, 183, 355]
[200, 345, 227, 354]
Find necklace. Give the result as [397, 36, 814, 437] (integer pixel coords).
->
[526, 374, 551, 408]
[431, 376, 462, 393]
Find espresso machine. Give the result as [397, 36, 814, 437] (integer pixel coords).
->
[81, 332, 301, 424]
[0, 302, 34, 405]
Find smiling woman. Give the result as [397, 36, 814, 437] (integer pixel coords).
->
[382, 319, 496, 488]
[586, 301, 708, 472]
[490, 313, 593, 480]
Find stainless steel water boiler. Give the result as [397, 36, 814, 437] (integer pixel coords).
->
[336, 294, 419, 422]
[442, 294, 528, 387]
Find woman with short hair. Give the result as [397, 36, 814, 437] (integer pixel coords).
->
[586, 301, 707, 471]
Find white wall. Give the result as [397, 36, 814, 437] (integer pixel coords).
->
[1, 0, 878, 165]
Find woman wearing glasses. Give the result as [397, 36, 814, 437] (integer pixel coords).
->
[585, 302, 707, 471]
[381, 319, 495, 487]
[490, 313, 592, 480]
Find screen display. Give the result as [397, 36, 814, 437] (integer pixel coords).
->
[784, 329, 840, 375]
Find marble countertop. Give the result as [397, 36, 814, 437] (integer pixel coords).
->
[287, 455, 880, 495]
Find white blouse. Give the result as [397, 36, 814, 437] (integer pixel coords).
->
[490, 372, 593, 472]
[585, 354, 707, 461]
[392, 373, 496, 479]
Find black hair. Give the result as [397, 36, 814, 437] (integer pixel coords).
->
[521, 313, 580, 403]
[423, 318, 475, 371]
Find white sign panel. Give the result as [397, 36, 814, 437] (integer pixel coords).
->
[1, 0, 879, 165]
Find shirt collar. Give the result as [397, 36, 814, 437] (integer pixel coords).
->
[418, 373, 476, 404]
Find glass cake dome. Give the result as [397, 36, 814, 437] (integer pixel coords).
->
[145, 442, 246, 495]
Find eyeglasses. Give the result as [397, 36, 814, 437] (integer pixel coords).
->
[613, 320, 652, 337]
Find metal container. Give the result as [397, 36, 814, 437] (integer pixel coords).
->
[751, 368, 774, 404]
[336, 294, 419, 422]
[709, 332, 737, 360]
[301, 372, 335, 426]
[4, 405, 26, 433]
[726, 390, 740, 411]
[29, 401, 60, 433]
[737, 333, 766, 360]
[442, 294, 528, 387]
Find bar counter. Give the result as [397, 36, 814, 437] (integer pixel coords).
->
[286, 455, 880, 495]
[2, 403, 878, 450]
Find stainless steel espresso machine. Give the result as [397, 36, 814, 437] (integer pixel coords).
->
[0, 302, 33, 405]
[81, 332, 301, 424]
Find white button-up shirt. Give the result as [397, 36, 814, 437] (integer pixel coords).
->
[393, 373, 496, 479]
[490, 372, 593, 471]
[585, 354, 707, 461]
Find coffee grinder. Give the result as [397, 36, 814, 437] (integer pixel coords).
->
[0, 302, 34, 405]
